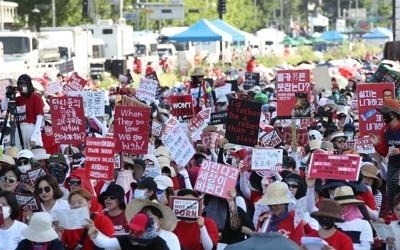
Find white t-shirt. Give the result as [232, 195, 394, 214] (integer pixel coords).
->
[335, 218, 373, 250]
[0, 220, 28, 250]
[159, 229, 181, 250]
[389, 220, 400, 250]
[41, 198, 70, 218]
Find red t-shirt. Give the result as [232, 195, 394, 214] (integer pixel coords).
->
[42, 133, 60, 154]
[273, 210, 305, 245]
[62, 212, 115, 250]
[357, 191, 377, 210]
[307, 229, 354, 250]
[105, 211, 128, 234]
[16, 93, 44, 124]
[174, 217, 219, 250]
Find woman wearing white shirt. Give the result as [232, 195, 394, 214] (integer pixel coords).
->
[0, 190, 28, 250]
[386, 193, 400, 250]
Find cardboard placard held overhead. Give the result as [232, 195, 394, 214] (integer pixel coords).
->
[81, 90, 105, 117]
[170, 196, 202, 220]
[136, 78, 158, 104]
[225, 98, 261, 147]
[63, 72, 87, 96]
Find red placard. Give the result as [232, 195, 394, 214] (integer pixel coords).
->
[50, 96, 86, 145]
[308, 153, 362, 181]
[168, 95, 194, 122]
[194, 160, 239, 199]
[63, 72, 87, 95]
[85, 137, 116, 180]
[188, 108, 211, 133]
[281, 127, 309, 147]
[113, 106, 150, 154]
[357, 83, 395, 136]
[276, 70, 311, 118]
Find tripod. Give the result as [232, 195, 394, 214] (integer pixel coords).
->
[0, 91, 24, 150]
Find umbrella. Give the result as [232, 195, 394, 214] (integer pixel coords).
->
[224, 233, 300, 250]
[321, 30, 344, 42]
[282, 36, 300, 46]
[296, 36, 312, 45]
[330, 73, 348, 89]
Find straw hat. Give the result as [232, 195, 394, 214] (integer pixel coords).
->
[125, 199, 177, 231]
[5, 146, 21, 159]
[311, 199, 344, 222]
[361, 162, 382, 188]
[377, 99, 400, 115]
[31, 147, 50, 161]
[258, 181, 291, 205]
[0, 154, 15, 166]
[333, 185, 364, 205]
[22, 212, 59, 242]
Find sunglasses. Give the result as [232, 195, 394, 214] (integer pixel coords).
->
[335, 139, 346, 143]
[36, 186, 51, 194]
[287, 183, 299, 189]
[104, 195, 117, 200]
[68, 179, 81, 186]
[0, 176, 17, 184]
[17, 159, 29, 166]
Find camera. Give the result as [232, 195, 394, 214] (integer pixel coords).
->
[5, 85, 18, 100]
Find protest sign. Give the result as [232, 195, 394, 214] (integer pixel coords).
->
[170, 196, 202, 219]
[276, 69, 311, 118]
[312, 66, 331, 91]
[45, 81, 62, 96]
[194, 160, 239, 199]
[189, 108, 212, 140]
[308, 153, 362, 181]
[162, 120, 196, 167]
[251, 148, 283, 171]
[214, 83, 232, 98]
[58, 60, 74, 74]
[85, 137, 116, 180]
[243, 72, 260, 90]
[151, 120, 163, 137]
[258, 125, 283, 147]
[63, 72, 87, 95]
[201, 132, 220, 149]
[53, 207, 90, 230]
[225, 98, 261, 147]
[81, 90, 105, 117]
[50, 96, 86, 145]
[15, 193, 40, 211]
[281, 126, 309, 147]
[114, 106, 150, 154]
[354, 136, 375, 154]
[370, 64, 400, 100]
[0, 205, 4, 227]
[145, 71, 162, 100]
[209, 111, 228, 125]
[136, 78, 158, 104]
[356, 83, 394, 136]
[168, 95, 194, 122]
[27, 168, 47, 185]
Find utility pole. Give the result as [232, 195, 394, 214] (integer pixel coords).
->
[217, 0, 226, 61]
[52, 0, 56, 27]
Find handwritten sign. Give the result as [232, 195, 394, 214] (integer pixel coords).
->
[114, 106, 150, 154]
[45, 81, 62, 96]
[225, 98, 261, 147]
[136, 78, 158, 104]
[15, 193, 40, 211]
[151, 120, 163, 137]
[53, 207, 90, 230]
[162, 120, 196, 167]
[145, 71, 162, 100]
[356, 83, 394, 136]
[258, 126, 283, 147]
[194, 160, 239, 199]
[50, 96, 86, 145]
[85, 137, 116, 180]
[168, 95, 194, 122]
[209, 111, 228, 125]
[189, 108, 212, 140]
[81, 90, 105, 117]
[354, 136, 375, 154]
[214, 83, 232, 98]
[308, 153, 362, 181]
[243, 72, 260, 90]
[63, 72, 87, 96]
[276, 69, 311, 118]
[170, 196, 202, 219]
[27, 168, 47, 185]
[251, 148, 283, 171]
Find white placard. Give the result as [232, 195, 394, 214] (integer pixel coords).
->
[81, 90, 105, 117]
[251, 148, 283, 171]
[372, 222, 395, 240]
[45, 81, 62, 96]
[214, 83, 232, 99]
[136, 78, 158, 104]
[52, 207, 90, 230]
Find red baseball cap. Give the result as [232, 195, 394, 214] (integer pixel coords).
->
[128, 213, 148, 232]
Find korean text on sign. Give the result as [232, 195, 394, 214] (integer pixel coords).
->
[85, 137, 116, 180]
[251, 148, 283, 171]
[194, 160, 239, 199]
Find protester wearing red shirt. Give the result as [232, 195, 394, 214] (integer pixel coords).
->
[306, 199, 354, 250]
[246, 56, 256, 72]
[133, 57, 142, 74]
[173, 189, 219, 250]
[145, 62, 155, 76]
[62, 188, 115, 250]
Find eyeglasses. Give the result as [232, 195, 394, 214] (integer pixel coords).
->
[36, 186, 51, 194]
[335, 139, 346, 144]
[17, 159, 29, 166]
[287, 183, 299, 189]
[104, 195, 117, 200]
[68, 179, 81, 186]
[0, 176, 17, 184]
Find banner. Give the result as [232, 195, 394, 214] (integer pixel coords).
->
[136, 78, 158, 104]
[357, 82, 394, 136]
[81, 90, 105, 117]
[308, 153, 362, 181]
[251, 148, 283, 171]
[114, 106, 150, 154]
[243, 72, 260, 90]
[50, 96, 86, 145]
[169, 196, 202, 219]
[276, 69, 311, 118]
[85, 137, 116, 180]
[63, 72, 87, 96]
[168, 95, 194, 122]
[194, 160, 239, 199]
[225, 98, 261, 147]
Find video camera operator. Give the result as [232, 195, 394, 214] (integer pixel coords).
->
[6, 74, 45, 149]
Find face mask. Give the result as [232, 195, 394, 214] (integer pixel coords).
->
[18, 164, 31, 173]
[134, 189, 147, 199]
[22, 86, 28, 94]
[383, 113, 394, 124]
[2, 205, 11, 219]
[48, 166, 67, 184]
[317, 217, 336, 230]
